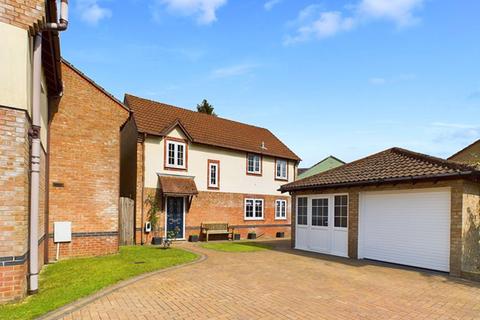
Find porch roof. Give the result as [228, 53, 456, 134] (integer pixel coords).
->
[158, 174, 198, 196]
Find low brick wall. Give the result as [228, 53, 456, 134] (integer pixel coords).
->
[47, 233, 118, 261]
[0, 261, 27, 303]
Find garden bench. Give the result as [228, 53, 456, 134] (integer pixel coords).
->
[200, 222, 234, 242]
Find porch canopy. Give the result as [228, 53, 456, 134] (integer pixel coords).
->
[157, 174, 198, 196]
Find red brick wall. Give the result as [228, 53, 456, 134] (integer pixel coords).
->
[0, 261, 27, 303]
[137, 189, 291, 243]
[48, 62, 129, 260]
[0, 0, 46, 30]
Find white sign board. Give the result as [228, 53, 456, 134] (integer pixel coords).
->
[54, 221, 72, 243]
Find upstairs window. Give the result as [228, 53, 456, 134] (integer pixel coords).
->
[247, 153, 262, 175]
[275, 199, 287, 220]
[208, 160, 220, 189]
[275, 159, 288, 180]
[165, 140, 187, 169]
[245, 198, 264, 220]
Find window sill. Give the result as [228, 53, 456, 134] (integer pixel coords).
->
[246, 171, 262, 176]
[275, 177, 288, 181]
[244, 218, 265, 221]
[164, 165, 187, 171]
[275, 217, 287, 221]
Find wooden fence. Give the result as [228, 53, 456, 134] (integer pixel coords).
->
[119, 197, 134, 245]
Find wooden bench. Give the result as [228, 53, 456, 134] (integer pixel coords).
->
[200, 223, 234, 242]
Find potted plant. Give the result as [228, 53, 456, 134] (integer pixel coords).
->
[189, 234, 199, 242]
[247, 230, 256, 240]
[145, 194, 162, 245]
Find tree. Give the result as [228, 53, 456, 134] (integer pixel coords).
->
[196, 99, 217, 116]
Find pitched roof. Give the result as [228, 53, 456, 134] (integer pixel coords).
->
[281, 147, 479, 192]
[62, 60, 129, 112]
[125, 94, 300, 161]
[297, 155, 345, 179]
[448, 139, 480, 167]
[158, 175, 198, 196]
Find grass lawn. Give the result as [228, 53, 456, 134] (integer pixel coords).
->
[200, 241, 272, 252]
[0, 246, 197, 320]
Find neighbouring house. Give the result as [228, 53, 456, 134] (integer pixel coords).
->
[120, 94, 300, 243]
[280, 147, 480, 280]
[48, 60, 129, 260]
[297, 156, 345, 180]
[0, 0, 65, 303]
[0, 0, 130, 303]
[449, 139, 480, 167]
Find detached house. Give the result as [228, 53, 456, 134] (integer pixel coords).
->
[121, 94, 300, 242]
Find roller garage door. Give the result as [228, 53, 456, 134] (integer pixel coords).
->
[358, 189, 451, 272]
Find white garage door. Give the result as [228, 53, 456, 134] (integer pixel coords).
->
[359, 189, 451, 272]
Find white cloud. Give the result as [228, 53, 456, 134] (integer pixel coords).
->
[157, 0, 227, 24]
[357, 0, 424, 27]
[210, 63, 257, 78]
[369, 77, 387, 85]
[77, 0, 112, 26]
[264, 0, 282, 11]
[285, 0, 424, 44]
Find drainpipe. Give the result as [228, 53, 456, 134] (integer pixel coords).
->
[28, 0, 69, 295]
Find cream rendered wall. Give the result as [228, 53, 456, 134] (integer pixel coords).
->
[144, 127, 296, 195]
[0, 22, 31, 113]
[0, 21, 49, 150]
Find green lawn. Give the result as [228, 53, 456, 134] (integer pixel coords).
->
[200, 241, 272, 252]
[0, 246, 197, 320]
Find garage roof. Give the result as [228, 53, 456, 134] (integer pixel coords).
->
[280, 147, 479, 192]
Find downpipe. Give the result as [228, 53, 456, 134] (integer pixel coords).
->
[28, 0, 69, 295]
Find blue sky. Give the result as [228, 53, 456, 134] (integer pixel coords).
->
[62, 0, 480, 167]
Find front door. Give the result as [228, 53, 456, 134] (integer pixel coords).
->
[166, 197, 184, 239]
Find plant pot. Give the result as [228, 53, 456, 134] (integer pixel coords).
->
[151, 237, 162, 245]
[233, 234, 241, 241]
[276, 232, 285, 238]
[247, 233, 256, 240]
[189, 235, 199, 242]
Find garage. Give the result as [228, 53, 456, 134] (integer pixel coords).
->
[358, 189, 451, 272]
[281, 147, 480, 277]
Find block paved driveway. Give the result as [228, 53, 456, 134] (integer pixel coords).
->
[54, 240, 480, 320]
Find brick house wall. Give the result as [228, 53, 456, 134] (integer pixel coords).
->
[449, 140, 480, 166]
[137, 188, 291, 244]
[0, 0, 46, 30]
[47, 62, 129, 260]
[287, 179, 477, 278]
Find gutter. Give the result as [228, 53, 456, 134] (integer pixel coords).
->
[279, 171, 479, 193]
[29, 0, 69, 295]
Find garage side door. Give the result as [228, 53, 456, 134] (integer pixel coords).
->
[359, 189, 451, 272]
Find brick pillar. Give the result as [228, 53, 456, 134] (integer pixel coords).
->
[450, 180, 464, 276]
[290, 194, 296, 248]
[348, 191, 359, 259]
[135, 140, 144, 244]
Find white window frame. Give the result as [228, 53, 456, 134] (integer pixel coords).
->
[166, 140, 187, 169]
[244, 198, 264, 220]
[275, 199, 287, 220]
[275, 159, 288, 180]
[247, 154, 261, 174]
[208, 162, 219, 188]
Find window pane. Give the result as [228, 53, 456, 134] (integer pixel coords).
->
[254, 156, 260, 172]
[245, 200, 254, 218]
[312, 198, 328, 226]
[297, 197, 308, 225]
[255, 200, 263, 218]
[177, 144, 184, 166]
[276, 160, 287, 178]
[334, 195, 348, 228]
[210, 164, 217, 186]
[168, 143, 175, 165]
